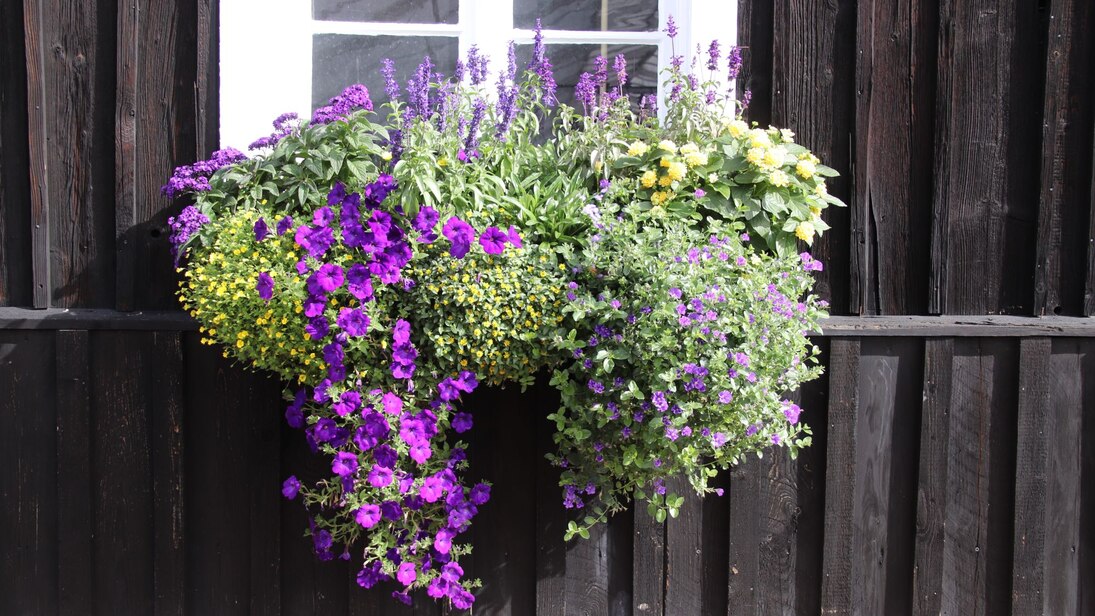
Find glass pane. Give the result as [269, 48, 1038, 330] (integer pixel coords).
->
[516, 43, 658, 110]
[515, 0, 657, 32]
[314, 0, 458, 24]
[312, 35, 459, 110]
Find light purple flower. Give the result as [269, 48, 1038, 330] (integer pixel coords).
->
[479, 226, 507, 255]
[282, 476, 300, 499]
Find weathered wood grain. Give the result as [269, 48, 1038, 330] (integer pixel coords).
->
[736, 0, 773, 126]
[633, 503, 665, 615]
[0, 0, 32, 306]
[929, 0, 1042, 314]
[851, 0, 936, 314]
[911, 338, 953, 616]
[666, 476, 703, 614]
[727, 454, 760, 615]
[820, 338, 860, 612]
[29, 0, 117, 308]
[535, 379, 568, 616]
[940, 339, 1018, 615]
[0, 331, 58, 615]
[771, 0, 856, 313]
[791, 345, 829, 616]
[150, 331, 186, 616]
[55, 330, 92, 615]
[92, 331, 155, 613]
[1034, 0, 1095, 316]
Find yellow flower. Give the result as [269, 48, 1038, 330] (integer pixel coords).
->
[780, 128, 796, 142]
[594, 160, 603, 172]
[814, 181, 828, 196]
[640, 169, 657, 188]
[650, 191, 671, 206]
[748, 129, 772, 148]
[769, 170, 791, 187]
[438, 157, 448, 167]
[796, 159, 816, 179]
[762, 146, 787, 169]
[728, 119, 749, 138]
[658, 174, 674, 188]
[809, 205, 822, 216]
[746, 147, 765, 165]
[795, 221, 816, 243]
[657, 140, 677, 153]
[627, 141, 649, 156]
[381, 151, 393, 161]
[679, 142, 699, 155]
[684, 152, 708, 167]
[666, 161, 687, 181]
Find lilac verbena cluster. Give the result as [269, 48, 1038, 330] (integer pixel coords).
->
[161, 147, 247, 199]
[166, 205, 209, 263]
[252, 175, 524, 609]
[313, 84, 374, 125]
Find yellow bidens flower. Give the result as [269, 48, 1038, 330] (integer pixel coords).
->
[780, 128, 796, 142]
[627, 141, 649, 156]
[658, 174, 674, 188]
[666, 161, 687, 182]
[814, 181, 829, 196]
[795, 159, 817, 179]
[381, 151, 393, 161]
[795, 221, 816, 243]
[657, 139, 678, 153]
[640, 170, 657, 188]
[809, 204, 823, 217]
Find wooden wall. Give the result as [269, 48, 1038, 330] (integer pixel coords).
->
[1, 0, 1094, 614]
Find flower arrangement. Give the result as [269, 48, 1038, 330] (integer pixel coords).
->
[166, 18, 841, 610]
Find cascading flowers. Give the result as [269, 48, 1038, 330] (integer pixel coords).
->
[166, 18, 842, 611]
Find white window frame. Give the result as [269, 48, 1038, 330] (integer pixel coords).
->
[219, 0, 736, 150]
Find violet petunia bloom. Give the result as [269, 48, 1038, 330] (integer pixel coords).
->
[442, 217, 475, 259]
[396, 562, 417, 586]
[381, 392, 403, 416]
[392, 319, 412, 345]
[332, 451, 359, 477]
[478, 226, 507, 255]
[355, 503, 381, 528]
[256, 272, 274, 301]
[253, 217, 269, 241]
[276, 215, 293, 236]
[506, 225, 523, 248]
[368, 464, 393, 488]
[451, 412, 473, 433]
[346, 264, 374, 301]
[282, 475, 300, 499]
[413, 205, 440, 234]
[469, 483, 491, 505]
[337, 307, 370, 337]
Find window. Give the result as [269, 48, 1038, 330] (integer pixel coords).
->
[219, 0, 736, 150]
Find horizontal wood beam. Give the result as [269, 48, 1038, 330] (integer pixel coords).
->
[2, 308, 1095, 336]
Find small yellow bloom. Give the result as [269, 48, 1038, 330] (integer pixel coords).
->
[746, 147, 765, 165]
[640, 170, 657, 188]
[381, 151, 393, 161]
[594, 160, 603, 172]
[728, 119, 749, 138]
[438, 157, 448, 167]
[650, 191, 670, 206]
[814, 181, 829, 196]
[679, 142, 699, 155]
[795, 221, 816, 243]
[657, 140, 677, 153]
[809, 205, 822, 216]
[684, 152, 708, 167]
[769, 170, 791, 187]
[796, 159, 817, 179]
[762, 146, 787, 169]
[666, 161, 687, 182]
[748, 129, 772, 148]
[627, 141, 649, 156]
[780, 128, 796, 142]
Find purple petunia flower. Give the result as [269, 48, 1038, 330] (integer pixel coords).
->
[282, 476, 300, 499]
[368, 464, 393, 488]
[478, 226, 507, 255]
[506, 225, 523, 248]
[332, 451, 359, 477]
[316, 263, 344, 292]
[256, 272, 274, 301]
[451, 412, 473, 433]
[276, 215, 293, 236]
[355, 504, 381, 528]
[469, 483, 491, 505]
[442, 217, 475, 259]
[336, 307, 370, 337]
[397, 562, 417, 586]
[253, 217, 269, 241]
[413, 205, 440, 234]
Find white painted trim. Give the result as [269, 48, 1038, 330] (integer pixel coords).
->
[311, 21, 462, 36]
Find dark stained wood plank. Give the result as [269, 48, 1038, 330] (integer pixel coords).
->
[736, 0, 773, 126]
[115, 0, 138, 311]
[911, 338, 954, 616]
[727, 455, 760, 615]
[1087, 96, 1095, 315]
[771, 0, 856, 313]
[850, 0, 936, 314]
[28, 0, 117, 308]
[565, 518, 610, 615]
[818, 315, 1095, 337]
[92, 331, 155, 614]
[791, 347, 829, 616]
[632, 503, 665, 615]
[150, 331, 186, 616]
[535, 378, 567, 616]
[1034, 0, 1095, 316]
[1010, 338, 1051, 613]
[1078, 340, 1095, 615]
[55, 329, 93, 615]
[0, 0, 32, 306]
[0, 331, 58, 615]
[819, 338, 860, 612]
[757, 444, 800, 615]
[23, 0, 51, 308]
[606, 504, 635, 616]
[665, 477, 703, 615]
[1039, 340, 1084, 613]
[246, 354, 282, 616]
[184, 335, 262, 615]
[940, 339, 1018, 615]
[196, 0, 219, 155]
[700, 473, 730, 616]
[0, 307, 200, 329]
[851, 339, 922, 614]
[929, 0, 1042, 314]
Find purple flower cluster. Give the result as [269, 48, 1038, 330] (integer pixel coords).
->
[166, 205, 210, 263]
[529, 19, 558, 105]
[162, 148, 247, 199]
[249, 112, 300, 150]
[312, 84, 374, 124]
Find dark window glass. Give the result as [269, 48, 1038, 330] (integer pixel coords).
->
[312, 35, 459, 109]
[515, 0, 657, 32]
[314, 0, 458, 24]
[516, 43, 658, 110]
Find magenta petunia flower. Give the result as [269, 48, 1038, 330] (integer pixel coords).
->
[442, 217, 475, 258]
[368, 465, 393, 488]
[479, 227, 506, 254]
[332, 452, 359, 477]
[506, 225, 523, 248]
[397, 562, 417, 586]
[316, 263, 344, 292]
[355, 503, 381, 528]
[281, 475, 300, 499]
